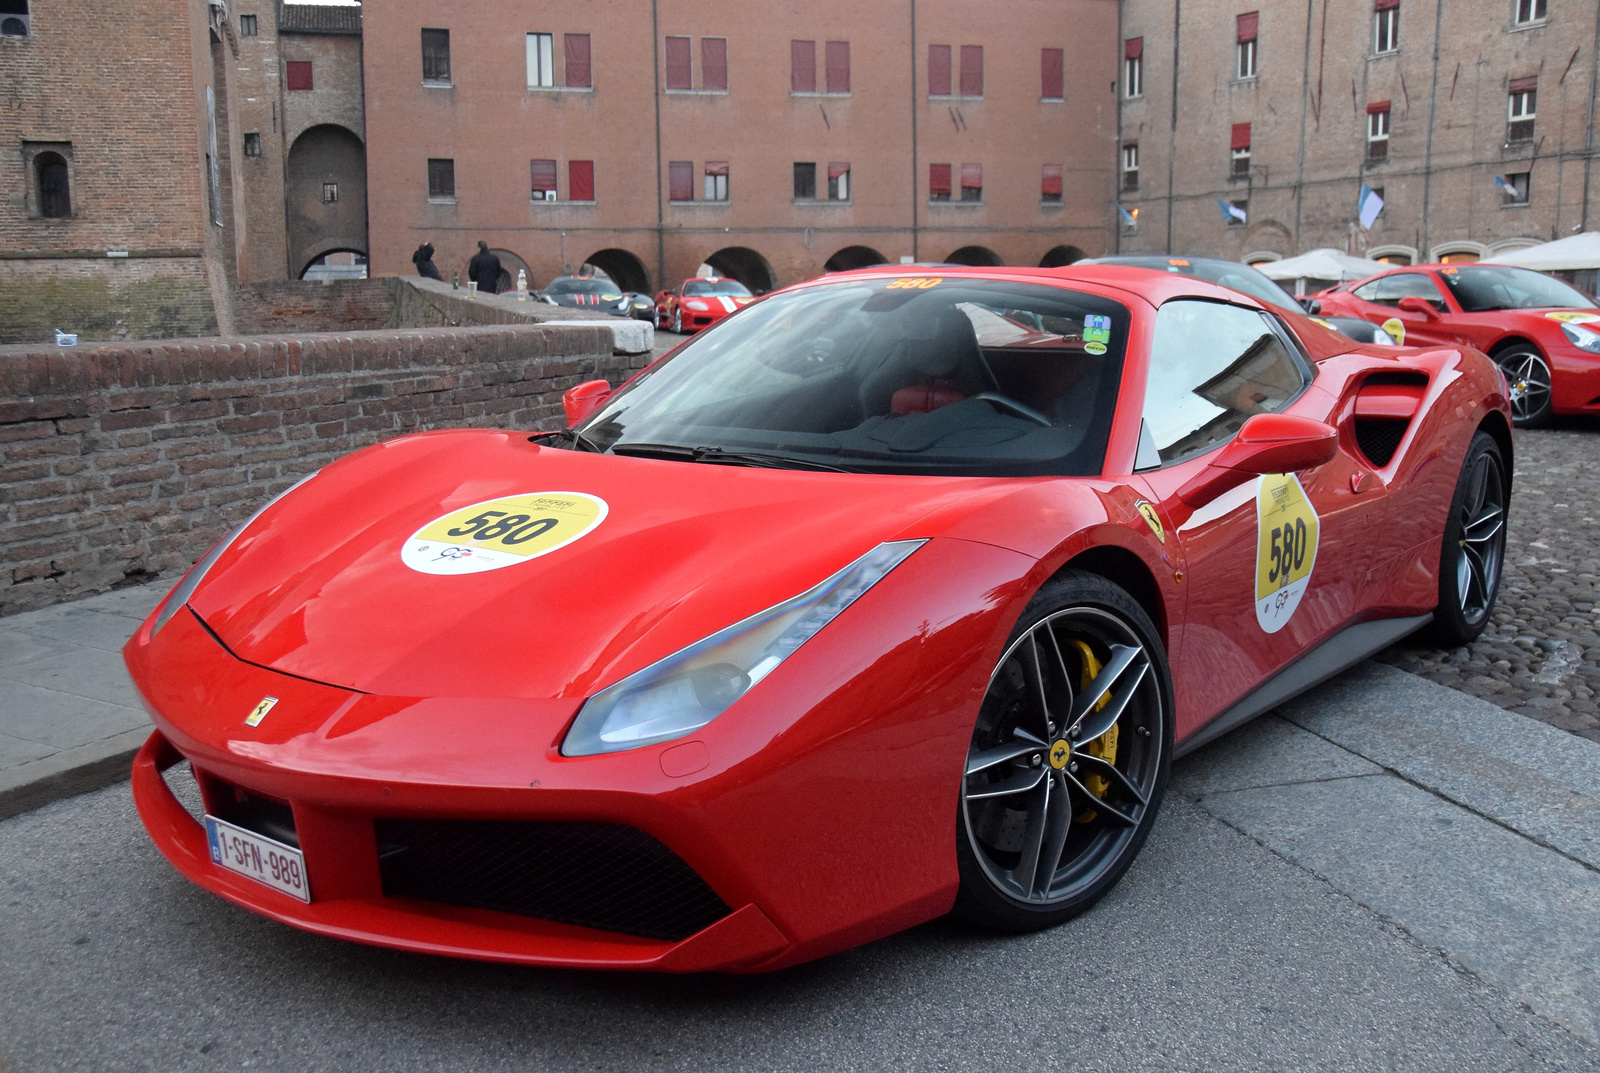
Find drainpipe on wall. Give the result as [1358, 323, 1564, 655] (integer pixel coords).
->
[1582, 0, 1600, 229]
[910, 0, 920, 262]
[1419, 0, 1444, 261]
[1114, 0, 1123, 254]
[651, 0, 665, 292]
[1292, 0, 1314, 251]
[1165, 0, 1181, 255]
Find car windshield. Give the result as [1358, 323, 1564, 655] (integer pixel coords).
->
[1094, 257, 1302, 314]
[578, 277, 1129, 477]
[682, 280, 752, 297]
[548, 278, 618, 296]
[1437, 265, 1597, 312]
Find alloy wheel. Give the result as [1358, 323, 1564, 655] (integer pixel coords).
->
[1454, 446, 1506, 626]
[1497, 349, 1552, 425]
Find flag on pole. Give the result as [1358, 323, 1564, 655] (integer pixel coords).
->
[1118, 204, 1137, 227]
[1358, 183, 1384, 229]
[1218, 199, 1247, 225]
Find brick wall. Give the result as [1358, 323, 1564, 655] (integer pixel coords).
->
[0, 256, 219, 346]
[233, 278, 400, 334]
[0, 322, 644, 616]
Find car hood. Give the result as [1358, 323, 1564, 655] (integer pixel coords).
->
[187, 430, 1032, 699]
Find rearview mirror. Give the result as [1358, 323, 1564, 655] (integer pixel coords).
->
[562, 379, 611, 427]
[1396, 296, 1440, 320]
[1177, 413, 1339, 507]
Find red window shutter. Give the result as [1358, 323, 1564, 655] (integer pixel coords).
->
[664, 36, 691, 90]
[569, 160, 594, 201]
[1125, 37, 1144, 59]
[1366, 100, 1391, 114]
[928, 44, 951, 95]
[286, 61, 313, 91]
[1231, 122, 1251, 149]
[960, 162, 983, 188]
[1237, 12, 1258, 42]
[669, 160, 693, 201]
[791, 40, 816, 92]
[825, 40, 850, 93]
[827, 162, 850, 179]
[705, 161, 729, 176]
[1509, 75, 1538, 92]
[1041, 164, 1063, 197]
[929, 163, 952, 196]
[960, 45, 984, 96]
[564, 34, 591, 88]
[1041, 48, 1064, 98]
[530, 159, 558, 193]
[1374, 0, 1399, 9]
[702, 37, 727, 91]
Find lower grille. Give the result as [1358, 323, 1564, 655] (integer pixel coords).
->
[1354, 416, 1408, 468]
[375, 820, 731, 941]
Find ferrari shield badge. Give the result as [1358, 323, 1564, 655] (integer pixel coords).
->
[1135, 500, 1165, 543]
[1254, 474, 1320, 633]
[402, 492, 608, 575]
[244, 696, 278, 727]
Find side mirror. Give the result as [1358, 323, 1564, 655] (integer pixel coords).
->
[1177, 413, 1339, 507]
[1297, 297, 1322, 315]
[1396, 296, 1439, 320]
[562, 379, 611, 427]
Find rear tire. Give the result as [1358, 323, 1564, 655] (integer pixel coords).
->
[1494, 346, 1554, 428]
[1424, 431, 1508, 647]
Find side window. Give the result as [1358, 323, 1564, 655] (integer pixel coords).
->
[1353, 273, 1446, 309]
[1141, 300, 1308, 465]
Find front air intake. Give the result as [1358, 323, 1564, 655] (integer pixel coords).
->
[375, 819, 731, 941]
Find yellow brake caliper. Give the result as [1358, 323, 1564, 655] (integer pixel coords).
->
[1066, 640, 1118, 822]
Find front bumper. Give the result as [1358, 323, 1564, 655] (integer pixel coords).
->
[1550, 348, 1600, 413]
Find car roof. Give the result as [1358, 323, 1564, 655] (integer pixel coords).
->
[799, 262, 1270, 311]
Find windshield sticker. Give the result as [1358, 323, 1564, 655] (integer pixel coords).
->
[1254, 473, 1320, 633]
[402, 492, 608, 575]
[1168, 258, 1190, 266]
[1083, 314, 1113, 345]
[1084, 341, 1107, 355]
[1380, 318, 1405, 344]
[1545, 311, 1600, 324]
[886, 277, 942, 290]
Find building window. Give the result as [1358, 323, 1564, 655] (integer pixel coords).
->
[793, 162, 816, 199]
[1042, 164, 1063, 203]
[569, 159, 595, 202]
[1122, 143, 1140, 191]
[1236, 13, 1258, 79]
[669, 160, 693, 202]
[1124, 38, 1144, 97]
[2, 0, 28, 36]
[1041, 48, 1064, 100]
[1499, 172, 1530, 205]
[1514, 0, 1547, 24]
[702, 37, 728, 91]
[322, 182, 338, 203]
[239, 13, 257, 36]
[960, 45, 984, 96]
[929, 162, 952, 201]
[1373, 0, 1399, 53]
[1231, 123, 1251, 177]
[286, 60, 313, 91]
[565, 33, 591, 88]
[422, 28, 451, 83]
[960, 162, 982, 202]
[664, 35, 691, 90]
[531, 158, 558, 200]
[928, 44, 952, 96]
[34, 151, 70, 218]
[828, 162, 850, 200]
[791, 40, 816, 93]
[243, 131, 262, 157]
[704, 162, 729, 201]
[1507, 78, 1536, 142]
[527, 33, 554, 88]
[1367, 103, 1390, 160]
[428, 157, 455, 200]
[825, 40, 850, 93]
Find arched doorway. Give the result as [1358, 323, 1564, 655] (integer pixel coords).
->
[824, 246, 887, 273]
[286, 124, 367, 283]
[300, 250, 368, 281]
[704, 247, 776, 293]
[584, 249, 650, 294]
[1038, 245, 1085, 268]
[946, 245, 1004, 267]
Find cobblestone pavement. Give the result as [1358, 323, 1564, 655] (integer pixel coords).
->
[1381, 421, 1600, 745]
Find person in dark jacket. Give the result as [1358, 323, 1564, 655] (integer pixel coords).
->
[411, 243, 442, 280]
[467, 241, 502, 294]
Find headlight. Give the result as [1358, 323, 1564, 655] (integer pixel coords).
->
[1561, 322, 1600, 353]
[561, 540, 925, 756]
[149, 472, 317, 636]
[685, 300, 709, 311]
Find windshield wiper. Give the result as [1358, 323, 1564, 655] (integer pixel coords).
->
[529, 427, 603, 452]
[609, 442, 850, 472]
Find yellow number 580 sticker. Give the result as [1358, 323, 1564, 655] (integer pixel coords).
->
[1254, 473, 1320, 633]
[401, 492, 607, 575]
[885, 277, 942, 290]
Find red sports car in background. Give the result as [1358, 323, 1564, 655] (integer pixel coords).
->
[1315, 263, 1600, 426]
[126, 265, 1510, 973]
[655, 276, 754, 333]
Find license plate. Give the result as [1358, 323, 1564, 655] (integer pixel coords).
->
[204, 815, 311, 903]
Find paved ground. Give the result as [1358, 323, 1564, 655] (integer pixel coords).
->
[1382, 419, 1600, 744]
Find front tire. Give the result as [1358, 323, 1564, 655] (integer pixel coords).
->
[955, 570, 1173, 933]
[671, 307, 683, 334]
[1495, 346, 1554, 428]
[1424, 431, 1508, 646]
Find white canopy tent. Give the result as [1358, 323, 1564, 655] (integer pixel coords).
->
[1255, 248, 1388, 295]
[1482, 232, 1600, 271]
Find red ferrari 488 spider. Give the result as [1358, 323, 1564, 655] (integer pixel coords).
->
[127, 265, 1511, 973]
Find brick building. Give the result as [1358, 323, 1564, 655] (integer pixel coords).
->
[1116, 0, 1600, 266]
[361, 0, 1120, 295]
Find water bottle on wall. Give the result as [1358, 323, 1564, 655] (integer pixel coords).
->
[517, 269, 528, 301]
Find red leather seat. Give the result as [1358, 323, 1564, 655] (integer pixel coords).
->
[891, 382, 965, 415]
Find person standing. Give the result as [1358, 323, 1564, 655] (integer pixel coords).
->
[468, 241, 502, 294]
[411, 242, 442, 280]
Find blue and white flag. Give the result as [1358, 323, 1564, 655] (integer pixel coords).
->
[1218, 199, 1247, 225]
[1493, 175, 1517, 195]
[1358, 183, 1384, 230]
[1118, 204, 1137, 226]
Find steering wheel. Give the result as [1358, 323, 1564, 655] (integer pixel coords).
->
[973, 392, 1052, 427]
